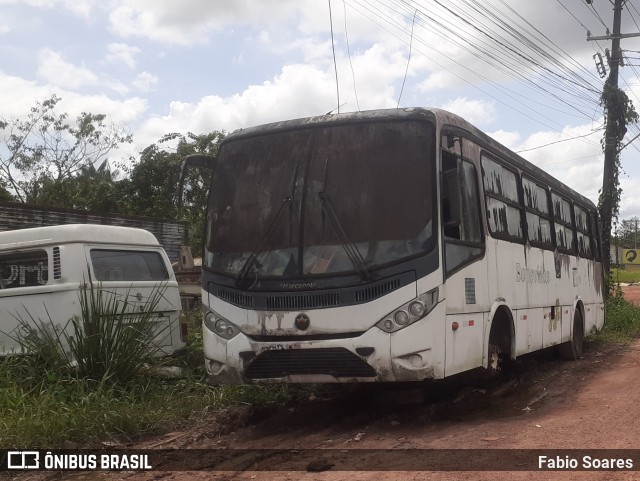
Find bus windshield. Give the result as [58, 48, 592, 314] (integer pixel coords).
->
[204, 120, 435, 281]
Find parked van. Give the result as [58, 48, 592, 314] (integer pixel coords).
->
[0, 224, 185, 356]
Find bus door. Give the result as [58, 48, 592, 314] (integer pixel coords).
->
[440, 139, 488, 376]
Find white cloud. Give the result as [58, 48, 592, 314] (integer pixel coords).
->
[0, 24, 10, 34]
[106, 43, 141, 69]
[0, 70, 147, 125]
[620, 176, 640, 219]
[106, 0, 404, 47]
[106, 79, 130, 96]
[132, 71, 158, 92]
[108, 0, 299, 45]
[37, 49, 98, 89]
[0, 0, 93, 18]
[488, 129, 521, 150]
[134, 38, 436, 147]
[135, 63, 337, 146]
[441, 97, 497, 126]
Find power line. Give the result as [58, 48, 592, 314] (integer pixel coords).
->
[342, 0, 361, 111]
[328, 0, 341, 113]
[515, 128, 604, 153]
[397, 9, 416, 108]
[587, 2, 610, 31]
[347, 0, 602, 145]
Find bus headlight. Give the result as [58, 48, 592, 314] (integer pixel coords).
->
[203, 308, 240, 339]
[394, 311, 409, 325]
[409, 301, 425, 317]
[376, 287, 439, 333]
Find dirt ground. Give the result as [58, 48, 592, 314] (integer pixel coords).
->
[621, 285, 640, 304]
[15, 289, 640, 481]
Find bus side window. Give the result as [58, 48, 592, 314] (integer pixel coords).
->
[442, 152, 461, 239]
[442, 150, 483, 276]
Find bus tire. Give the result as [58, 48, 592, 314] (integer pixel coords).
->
[487, 311, 512, 376]
[558, 309, 584, 360]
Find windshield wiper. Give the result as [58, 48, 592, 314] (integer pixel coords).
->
[317, 191, 373, 281]
[317, 157, 372, 281]
[236, 164, 299, 289]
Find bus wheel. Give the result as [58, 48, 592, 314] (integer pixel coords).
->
[558, 310, 584, 360]
[487, 313, 512, 377]
[488, 344, 501, 376]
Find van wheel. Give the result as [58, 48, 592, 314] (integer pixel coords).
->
[558, 310, 584, 360]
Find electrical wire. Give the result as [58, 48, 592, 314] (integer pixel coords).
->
[328, 0, 341, 113]
[345, 0, 603, 146]
[397, 9, 416, 108]
[342, 0, 361, 111]
[515, 128, 604, 153]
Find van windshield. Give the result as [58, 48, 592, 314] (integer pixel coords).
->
[90, 250, 169, 281]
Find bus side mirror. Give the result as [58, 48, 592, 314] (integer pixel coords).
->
[178, 154, 217, 208]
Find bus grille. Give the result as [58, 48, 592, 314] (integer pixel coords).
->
[216, 288, 254, 308]
[354, 277, 401, 303]
[245, 348, 376, 379]
[210, 272, 414, 311]
[266, 292, 340, 310]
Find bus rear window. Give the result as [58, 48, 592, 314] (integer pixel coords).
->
[0, 250, 48, 289]
[90, 250, 168, 281]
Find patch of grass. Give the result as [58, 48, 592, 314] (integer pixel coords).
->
[0, 304, 314, 449]
[611, 268, 640, 284]
[591, 292, 640, 344]
[0, 356, 313, 448]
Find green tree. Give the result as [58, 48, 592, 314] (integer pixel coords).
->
[33, 160, 124, 212]
[0, 180, 12, 202]
[0, 94, 132, 206]
[616, 217, 640, 249]
[122, 131, 224, 253]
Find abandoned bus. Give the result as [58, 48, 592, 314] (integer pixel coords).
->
[194, 108, 604, 384]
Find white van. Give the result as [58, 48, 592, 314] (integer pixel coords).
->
[0, 224, 185, 356]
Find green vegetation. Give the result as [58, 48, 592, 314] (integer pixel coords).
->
[611, 268, 640, 284]
[591, 287, 640, 344]
[12, 283, 171, 384]
[0, 309, 312, 449]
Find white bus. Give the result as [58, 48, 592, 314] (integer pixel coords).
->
[0, 224, 186, 356]
[188, 108, 604, 384]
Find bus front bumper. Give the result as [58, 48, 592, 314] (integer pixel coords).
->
[203, 319, 444, 384]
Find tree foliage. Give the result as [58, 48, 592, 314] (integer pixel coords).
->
[599, 82, 639, 224]
[121, 131, 224, 253]
[615, 216, 640, 249]
[0, 94, 132, 205]
[599, 80, 638, 296]
[0, 95, 225, 255]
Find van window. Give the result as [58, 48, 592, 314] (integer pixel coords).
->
[0, 250, 49, 289]
[90, 250, 169, 281]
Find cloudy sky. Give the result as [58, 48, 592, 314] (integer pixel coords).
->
[2, 0, 640, 221]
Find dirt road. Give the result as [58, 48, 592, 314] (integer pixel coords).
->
[22, 342, 639, 481]
[19, 292, 640, 481]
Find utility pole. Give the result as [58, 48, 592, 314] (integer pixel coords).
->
[587, 0, 640, 279]
[600, 0, 622, 278]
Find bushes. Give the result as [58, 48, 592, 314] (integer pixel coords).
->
[11, 283, 170, 384]
[0, 296, 311, 448]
